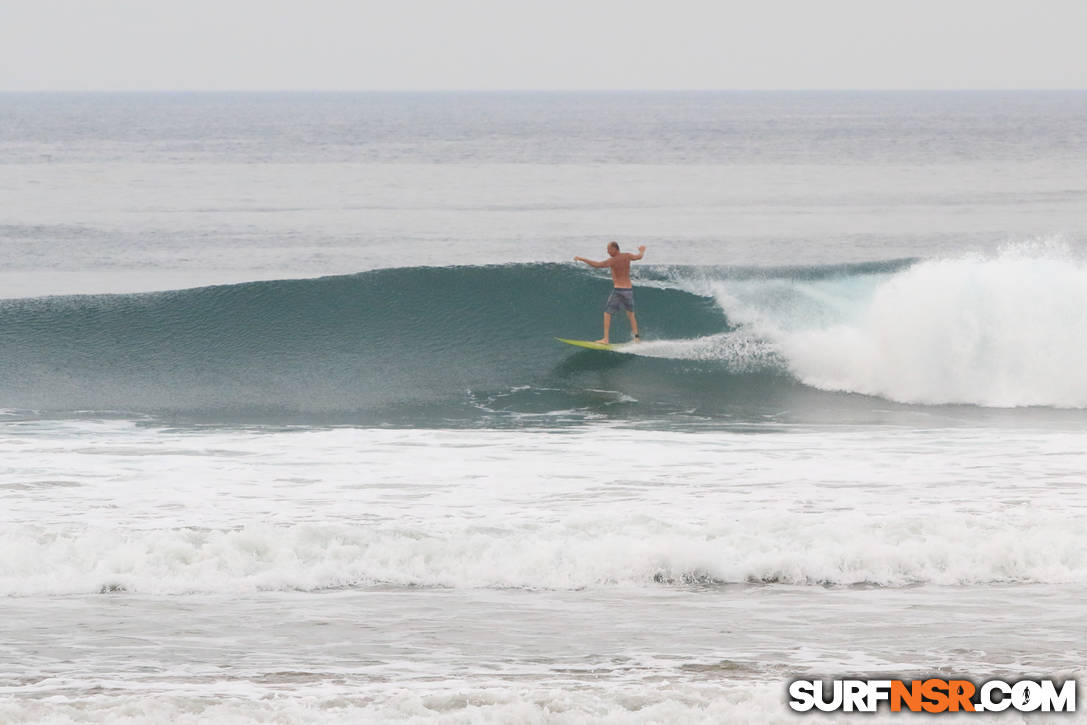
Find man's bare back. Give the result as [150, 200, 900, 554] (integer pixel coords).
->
[573, 242, 647, 344]
[605, 252, 635, 288]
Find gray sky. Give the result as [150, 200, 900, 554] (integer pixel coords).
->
[2, 0, 1085, 91]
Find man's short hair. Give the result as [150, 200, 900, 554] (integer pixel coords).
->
[608, 241, 619, 251]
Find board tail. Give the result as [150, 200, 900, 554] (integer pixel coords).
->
[555, 337, 617, 351]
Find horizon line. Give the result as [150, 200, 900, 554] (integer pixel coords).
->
[2, 87, 1086, 94]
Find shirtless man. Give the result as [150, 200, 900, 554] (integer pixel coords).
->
[573, 242, 646, 344]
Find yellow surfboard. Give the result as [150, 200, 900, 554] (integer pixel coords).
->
[555, 337, 617, 351]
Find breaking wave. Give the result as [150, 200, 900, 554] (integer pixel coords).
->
[2, 244, 1086, 423]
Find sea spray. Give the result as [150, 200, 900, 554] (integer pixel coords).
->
[684, 243, 1087, 407]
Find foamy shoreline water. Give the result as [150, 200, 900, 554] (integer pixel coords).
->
[3, 423, 1086, 593]
[3, 584, 1084, 724]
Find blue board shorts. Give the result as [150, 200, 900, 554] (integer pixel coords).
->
[604, 288, 635, 314]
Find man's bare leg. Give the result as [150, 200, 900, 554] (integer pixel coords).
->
[627, 311, 639, 341]
[596, 313, 612, 344]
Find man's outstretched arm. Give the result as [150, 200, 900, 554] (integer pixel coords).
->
[574, 256, 612, 269]
[630, 245, 647, 261]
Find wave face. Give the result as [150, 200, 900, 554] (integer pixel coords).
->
[0, 264, 731, 422]
[3, 248, 1087, 423]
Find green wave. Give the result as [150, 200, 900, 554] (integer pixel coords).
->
[0, 264, 729, 420]
[0, 261, 942, 425]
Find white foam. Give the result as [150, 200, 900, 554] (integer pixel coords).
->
[625, 332, 783, 370]
[3, 507, 1084, 595]
[0, 684, 778, 725]
[674, 241, 1087, 407]
[1, 678, 1077, 724]
[4, 424, 1086, 596]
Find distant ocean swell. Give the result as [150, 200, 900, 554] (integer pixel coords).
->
[2, 245, 1086, 421]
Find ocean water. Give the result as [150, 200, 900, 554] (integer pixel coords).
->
[2, 92, 1087, 723]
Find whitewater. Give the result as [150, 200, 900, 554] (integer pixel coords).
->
[655, 242, 1087, 408]
[3, 91, 1087, 723]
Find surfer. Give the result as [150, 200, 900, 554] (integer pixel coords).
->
[573, 242, 646, 344]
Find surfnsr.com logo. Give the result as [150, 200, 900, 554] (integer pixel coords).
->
[788, 678, 1076, 713]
